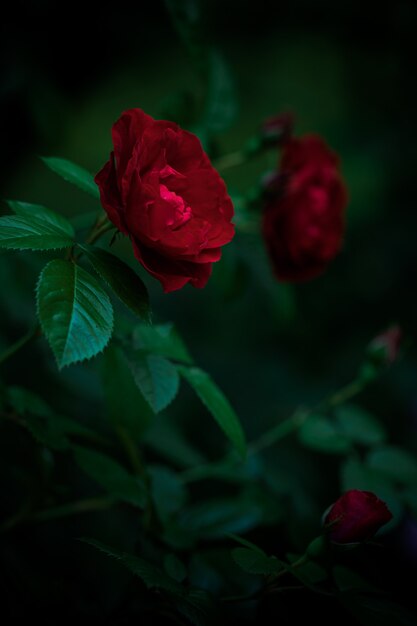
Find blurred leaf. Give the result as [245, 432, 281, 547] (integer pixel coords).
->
[164, 0, 204, 66]
[80, 245, 150, 322]
[339, 592, 416, 626]
[24, 414, 70, 450]
[335, 404, 386, 446]
[178, 497, 262, 538]
[101, 346, 152, 441]
[125, 351, 180, 413]
[178, 366, 246, 458]
[133, 323, 193, 364]
[175, 588, 214, 626]
[149, 464, 187, 523]
[0, 215, 74, 251]
[231, 547, 283, 575]
[144, 416, 206, 468]
[6, 200, 75, 236]
[286, 554, 328, 585]
[164, 553, 187, 583]
[202, 49, 237, 134]
[333, 566, 380, 593]
[37, 259, 113, 368]
[227, 533, 265, 553]
[74, 446, 146, 508]
[367, 446, 417, 486]
[299, 414, 351, 454]
[41, 156, 99, 199]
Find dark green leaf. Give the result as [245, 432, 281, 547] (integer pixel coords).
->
[178, 366, 246, 458]
[24, 414, 70, 450]
[298, 414, 351, 454]
[203, 49, 237, 133]
[164, 553, 187, 583]
[335, 404, 386, 446]
[42, 156, 99, 198]
[133, 323, 192, 363]
[80, 245, 150, 322]
[227, 533, 265, 553]
[0, 215, 74, 251]
[286, 554, 328, 585]
[37, 259, 113, 368]
[367, 446, 417, 485]
[125, 351, 180, 413]
[82, 538, 183, 594]
[333, 566, 380, 593]
[339, 592, 416, 626]
[149, 465, 187, 523]
[178, 497, 262, 538]
[74, 446, 146, 508]
[102, 346, 152, 441]
[231, 547, 283, 575]
[144, 416, 206, 468]
[6, 200, 74, 235]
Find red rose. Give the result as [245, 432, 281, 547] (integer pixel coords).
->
[368, 325, 402, 366]
[324, 489, 392, 544]
[95, 108, 234, 292]
[262, 134, 347, 281]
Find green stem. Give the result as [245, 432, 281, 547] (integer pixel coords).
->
[248, 409, 308, 456]
[117, 427, 146, 478]
[0, 325, 40, 367]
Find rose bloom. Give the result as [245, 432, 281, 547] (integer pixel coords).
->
[262, 134, 347, 281]
[324, 489, 392, 544]
[95, 108, 234, 292]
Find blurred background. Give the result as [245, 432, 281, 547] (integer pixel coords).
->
[1, 0, 417, 621]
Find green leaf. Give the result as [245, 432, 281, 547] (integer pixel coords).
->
[164, 553, 187, 583]
[178, 366, 246, 458]
[149, 465, 187, 523]
[82, 538, 183, 594]
[125, 351, 180, 413]
[203, 49, 237, 134]
[133, 323, 193, 364]
[101, 346, 152, 441]
[227, 533, 265, 553]
[37, 259, 113, 368]
[298, 414, 351, 454]
[6, 200, 74, 236]
[178, 497, 262, 538]
[74, 446, 146, 508]
[335, 404, 386, 446]
[42, 156, 99, 199]
[24, 414, 70, 450]
[144, 416, 206, 468]
[333, 566, 380, 593]
[286, 554, 328, 585]
[80, 245, 150, 322]
[231, 547, 283, 575]
[367, 446, 417, 486]
[0, 215, 74, 251]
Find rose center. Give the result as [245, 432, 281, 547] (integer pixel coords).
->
[159, 184, 192, 230]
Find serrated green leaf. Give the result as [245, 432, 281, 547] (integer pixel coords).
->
[0, 215, 74, 251]
[366, 446, 417, 486]
[133, 323, 192, 364]
[178, 366, 246, 458]
[335, 404, 386, 446]
[6, 200, 74, 236]
[102, 346, 152, 441]
[125, 351, 180, 413]
[298, 414, 351, 454]
[164, 553, 187, 583]
[82, 538, 184, 594]
[42, 156, 99, 198]
[231, 547, 283, 575]
[80, 245, 150, 322]
[37, 259, 113, 368]
[74, 446, 146, 508]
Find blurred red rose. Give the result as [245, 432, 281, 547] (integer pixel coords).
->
[324, 489, 392, 544]
[95, 108, 234, 292]
[368, 325, 402, 365]
[262, 134, 347, 281]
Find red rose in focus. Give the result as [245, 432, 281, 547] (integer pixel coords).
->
[95, 108, 234, 292]
[324, 489, 392, 544]
[262, 134, 347, 281]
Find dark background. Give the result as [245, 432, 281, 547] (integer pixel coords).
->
[1, 0, 417, 622]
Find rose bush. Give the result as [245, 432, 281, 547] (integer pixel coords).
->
[95, 108, 235, 292]
[324, 489, 392, 544]
[262, 134, 347, 281]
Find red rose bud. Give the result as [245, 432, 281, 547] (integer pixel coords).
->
[95, 108, 234, 293]
[262, 134, 347, 282]
[324, 489, 392, 544]
[368, 325, 402, 366]
[260, 112, 294, 147]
